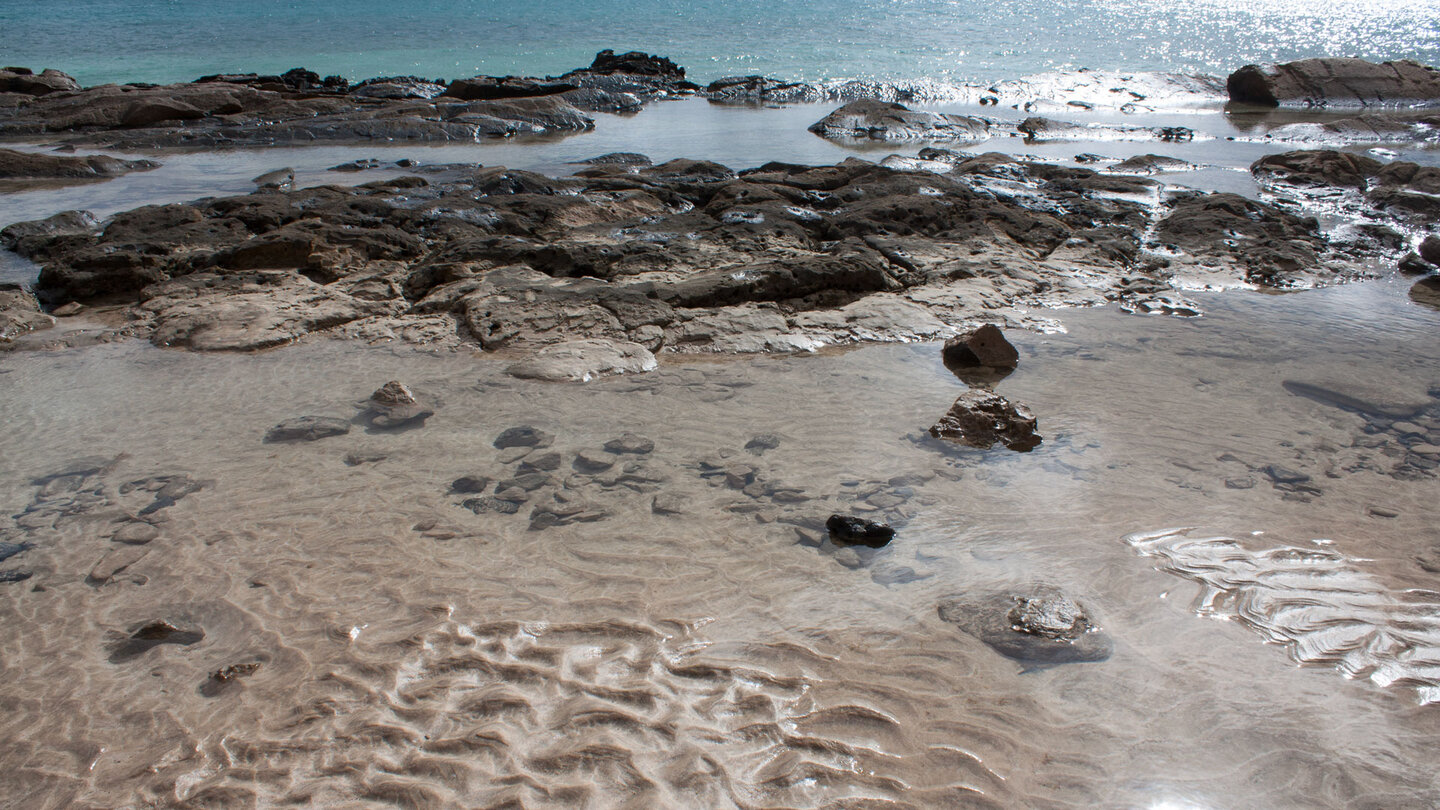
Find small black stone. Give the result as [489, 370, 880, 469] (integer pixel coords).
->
[826, 514, 895, 548]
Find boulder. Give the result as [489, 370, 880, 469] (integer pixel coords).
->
[808, 100, 990, 142]
[1251, 149, 1384, 190]
[929, 389, 1041, 451]
[504, 339, 657, 382]
[0, 67, 80, 95]
[938, 586, 1113, 665]
[1227, 58, 1440, 107]
[445, 77, 575, 101]
[941, 324, 1019, 370]
[579, 50, 685, 80]
[1421, 235, 1440, 266]
[0, 210, 99, 247]
[826, 515, 895, 548]
[707, 75, 819, 103]
[349, 76, 446, 99]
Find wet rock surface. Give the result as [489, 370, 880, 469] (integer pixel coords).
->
[358, 380, 434, 429]
[938, 587, 1114, 665]
[1253, 149, 1440, 228]
[3, 150, 1364, 355]
[0, 284, 55, 344]
[264, 416, 351, 443]
[929, 390, 1042, 452]
[1227, 58, 1440, 108]
[825, 515, 895, 548]
[808, 100, 991, 142]
[941, 324, 1019, 372]
[0, 147, 159, 188]
[107, 619, 206, 663]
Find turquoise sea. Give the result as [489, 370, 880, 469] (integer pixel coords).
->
[3, 0, 1439, 87]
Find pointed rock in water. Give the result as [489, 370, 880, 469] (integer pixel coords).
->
[938, 586, 1113, 665]
[826, 515, 895, 548]
[361, 380, 434, 428]
[264, 416, 351, 443]
[941, 324, 1019, 370]
[107, 619, 205, 663]
[929, 390, 1041, 452]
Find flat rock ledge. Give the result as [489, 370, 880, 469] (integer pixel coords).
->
[0, 149, 1380, 355]
[1227, 57, 1440, 108]
[505, 339, 658, 382]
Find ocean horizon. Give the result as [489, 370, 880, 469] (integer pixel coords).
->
[5, 0, 1440, 87]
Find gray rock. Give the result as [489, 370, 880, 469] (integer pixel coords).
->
[360, 380, 434, 428]
[744, 434, 781, 455]
[572, 450, 614, 473]
[938, 587, 1113, 664]
[493, 426, 553, 449]
[111, 522, 159, 545]
[505, 339, 658, 382]
[450, 475, 492, 493]
[264, 416, 351, 443]
[603, 433, 655, 454]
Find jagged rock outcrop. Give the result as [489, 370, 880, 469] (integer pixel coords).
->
[1227, 58, 1440, 107]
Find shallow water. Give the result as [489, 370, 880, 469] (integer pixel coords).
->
[1, 275, 1438, 808]
[4, 0, 1440, 87]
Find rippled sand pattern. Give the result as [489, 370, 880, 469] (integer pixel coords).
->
[1126, 527, 1440, 705]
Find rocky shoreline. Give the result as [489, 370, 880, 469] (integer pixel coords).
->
[1, 54, 1438, 364]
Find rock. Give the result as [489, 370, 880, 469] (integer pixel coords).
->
[1106, 154, 1195, 175]
[652, 494, 686, 515]
[929, 390, 1042, 451]
[1251, 149, 1383, 190]
[1017, 117, 1192, 143]
[450, 475, 492, 493]
[0, 285, 55, 343]
[0, 570, 34, 584]
[826, 515, 895, 548]
[573, 152, 652, 167]
[941, 324, 1019, 370]
[1411, 277, 1440, 311]
[744, 434, 781, 455]
[445, 76, 576, 101]
[603, 433, 654, 454]
[505, 339, 658, 382]
[201, 661, 262, 696]
[1227, 58, 1440, 107]
[572, 450, 615, 473]
[349, 76, 446, 99]
[517, 452, 562, 473]
[1421, 235, 1440, 266]
[493, 426, 553, 449]
[707, 75, 820, 103]
[937, 587, 1113, 665]
[0, 209, 99, 248]
[808, 100, 990, 142]
[1399, 253, 1433, 275]
[111, 522, 159, 545]
[579, 50, 685, 80]
[0, 148, 158, 184]
[462, 496, 522, 515]
[252, 167, 294, 191]
[0, 542, 33, 563]
[360, 380, 434, 428]
[0, 67, 80, 95]
[52, 302, 83, 316]
[107, 619, 205, 663]
[264, 416, 351, 443]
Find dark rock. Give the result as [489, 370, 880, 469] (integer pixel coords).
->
[493, 426, 553, 449]
[200, 660, 262, 696]
[264, 416, 351, 443]
[573, 152, 652, 167]
[252, 167, 294, 191]
[344, 450, 387, 466]
[941, 324, 1019, 370]
[744, 434, 781, 455]
[580, 50, 685, 80]
[444, 76, 576, 101]
[808, 100, 990, 142]
[1421, 235, 1440, 266]
[350, 76, 445, 100]
[450, 475, 492, 494]
[826, 514, 895, 548]
[517, 452, 562, 473]
[706, 75, 819, 103]
[603, 433, 655, 454]
[937, 587, 1113, 665]
[0, 570, 34, 584]
[929, 390, 1042, 451]
[1251, 150, 1383, 190]
[1263, 465, 1311, 485]
[0, 148, 158, 182]
[1227, 58, 1440, 107]
[1, 285, 54, 343]
[494, 472, 553, 492]
[0, 209, 99, 248]
[0, 542, 34, 563]
[652, 494, 686, 515]
[1410, 277, 1440, 311]
[1399, 253, 1433, 275]
[108, 619, 205, 663]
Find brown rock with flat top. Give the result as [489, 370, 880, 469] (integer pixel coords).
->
[929, 389, 1041, 451]
[942, 324, 1019, 369]
[1227, 58, 1440, 107]
[0, 67, 80, 95]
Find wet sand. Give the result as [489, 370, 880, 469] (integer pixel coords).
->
[1, 275, 1438, 808]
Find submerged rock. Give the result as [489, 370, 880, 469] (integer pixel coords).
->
[603, 433, 655, 454]
[826, 515, 895, 548]
[1227, 58, 1440, 107]
[929, 390, 1041, 452]
[107, 619, 205, 663]
[264, 416, 351, 443]
[938, 587, 1113, 665]
[505, 339, 657, 382]
[809, 100, 990, 142]
[359, 380, 434, 428]
[493, 426, 553, 449]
